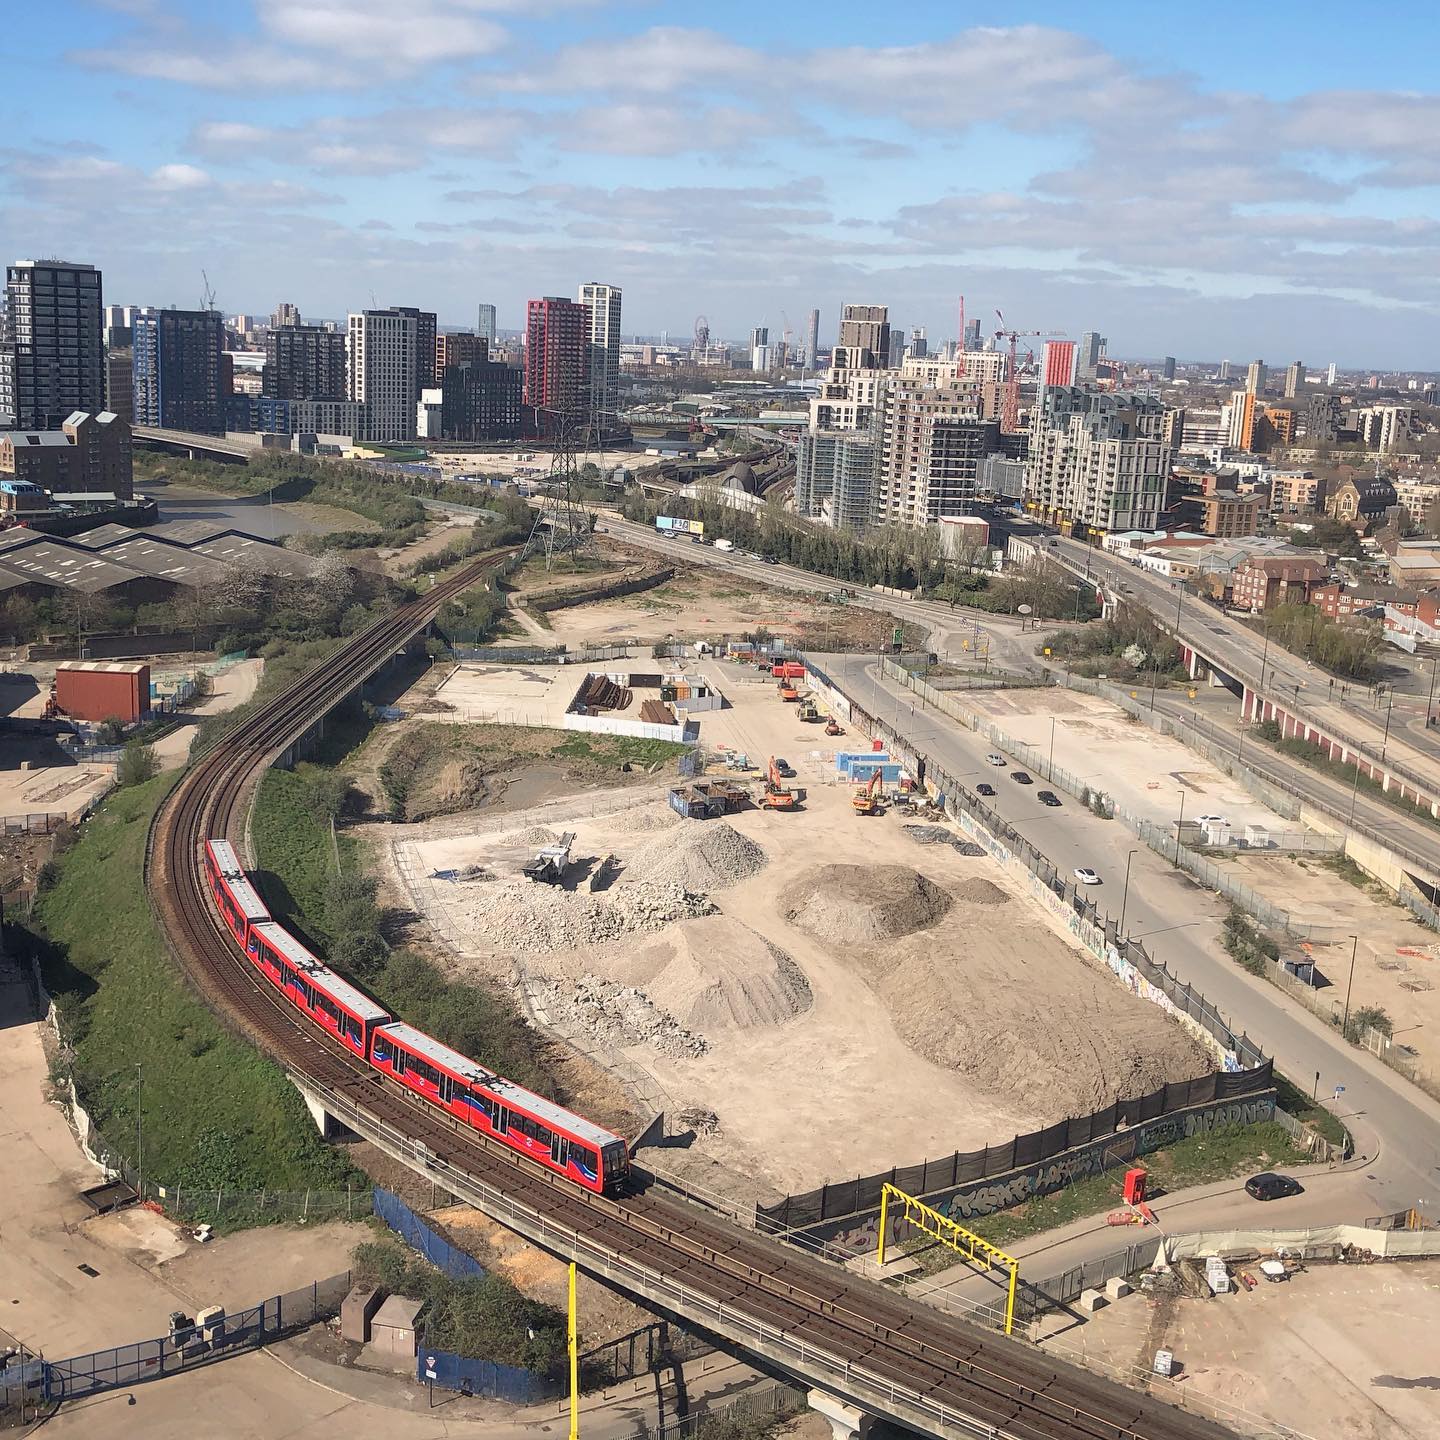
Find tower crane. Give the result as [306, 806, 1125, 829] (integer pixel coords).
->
[992, 311, 1067, 433]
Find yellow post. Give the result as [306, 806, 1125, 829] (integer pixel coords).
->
[877, 1184, 890, 1267]
[1004, 1261, 1017, 1337]
[568, 1261, 579, 1440]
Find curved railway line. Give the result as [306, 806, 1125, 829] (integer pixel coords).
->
[145, 548, 1235, 1440]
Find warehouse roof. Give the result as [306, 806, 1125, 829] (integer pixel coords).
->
[71, 523, 143, 549]
[0, 542, 147, 592]
[192, 534, 317, 576]
[97, 536, 232, 585]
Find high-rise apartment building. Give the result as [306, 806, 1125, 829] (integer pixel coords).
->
[435, 331, 486, 383]
[962, 319, 982, 352]
[1227, 389, 1257, 450]
[579, 282, 622, 429]
[795, 346, 889, 525]
[805, 308, 820, 369]
[271, 301, 301, 329]
[476, 304, 497, 346]
[264, 323, 346, 401]
[1218, 359, 1232, 382]
[1162, 356, 1177, 381]
[524, 296, 588, 436]
[837, 304, 891, 370]
[872, 376, 999, 526]
[1075, 331, 1105, 382]
[1246, 359, 1267, 394]
[908, 327, 928, 360]
[105, 347, 134, 423]
[1325, 361, 1338, 387]
[1042, 340, 1077, 389]
[0, 260, 105, 429]
[347, 307, 433, 443]
[132, 307, 225, 434]
[1025, 388, 1172, 533]
[1283, 361, 1305, 399]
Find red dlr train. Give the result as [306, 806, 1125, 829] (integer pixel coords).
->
[203, 839, 629, 1194]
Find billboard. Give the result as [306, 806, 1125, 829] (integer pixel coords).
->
[656, 516, 704, 536]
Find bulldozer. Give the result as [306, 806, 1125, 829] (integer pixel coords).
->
[797, 698, 821, 722]
[852, 768, 882, 817]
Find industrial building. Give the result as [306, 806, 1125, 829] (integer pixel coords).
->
[0, 411, 132, 498]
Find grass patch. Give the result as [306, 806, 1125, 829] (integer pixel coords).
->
[905, 1121, 1306, 1262]
[1272, 1071, 1349, 1148]
[26, 772, 358, 1207]
[1318, 851, 1403, 905]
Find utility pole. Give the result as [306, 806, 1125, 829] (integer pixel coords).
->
[1174, 790, 1186, 863]
[1341, 934, 1360, 1040]
[135, 1063, 143, 1197]
[1119, 849, 1138, 939]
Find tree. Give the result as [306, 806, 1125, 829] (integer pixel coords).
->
[116, 741, 158, 787]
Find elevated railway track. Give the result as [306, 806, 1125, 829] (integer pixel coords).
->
[145, 549, 1236, 1440]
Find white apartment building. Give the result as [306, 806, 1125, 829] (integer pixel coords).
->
[579, 282, 622, 427]
[1362, 405, 1414, 455]
[347, 308, 421, 443]
[794, 348, 888, 521]
[1179, 409, 1226, 451]
[872, 376, 999, 527]
[1025, 388, 1173, 534]
[1393, 477, 1440, 530]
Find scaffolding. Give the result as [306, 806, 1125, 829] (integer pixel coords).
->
[877, 1183, 1021, 1335]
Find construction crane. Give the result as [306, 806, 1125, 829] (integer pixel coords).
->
[957, 294, 966, 353]
[200, 269, 217, 314]
[993, 310, 1066, 433]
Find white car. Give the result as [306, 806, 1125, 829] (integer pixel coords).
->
[1195, 814, 1228, 825]
[985, 753, 1007, 767]
[1073, 867, 1101, 885]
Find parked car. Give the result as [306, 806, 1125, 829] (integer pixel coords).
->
[1073, 867, 1101, 885]
[775, 759, 794, 777]
[1245, 1172, 1304, 1202]
[985, 753, 1007, 767]
[1010, 771, 1033, 784]
[976, 783, 996, 797]
[1196, 813, 1228, 825]
[1037, 790, 1062, 807]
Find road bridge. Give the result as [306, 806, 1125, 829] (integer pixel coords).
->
[133, 426, 257, 463]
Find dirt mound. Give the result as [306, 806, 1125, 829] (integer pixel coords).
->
[952, 876, 1009, 907]
[625, 821, 767, 893]
[622, 917, 811, 1032]
[780, 864, 951, 945]
[536, 974, 707, 1059]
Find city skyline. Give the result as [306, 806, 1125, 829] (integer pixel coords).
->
[6, 2, 1440, 365]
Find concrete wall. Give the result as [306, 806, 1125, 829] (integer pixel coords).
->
[562, 711, 694, 745]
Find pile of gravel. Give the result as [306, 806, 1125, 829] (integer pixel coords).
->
[901, 824, 984, 858]
[781, 864, 953, 945]
[625, 821, 767, 893]
[459, 879, 716, 953]
[537, 974, 709, 1059]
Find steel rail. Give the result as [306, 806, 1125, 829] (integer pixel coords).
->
[144, 548, 1235, 1440]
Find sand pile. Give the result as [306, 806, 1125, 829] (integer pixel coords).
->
[625, 822, 767, 893]
[458, 879, 716, 953]
[780, 864, 952, 945]
[952, 877, 1009, 906]
[512, 825, 560, 847]
[624, 917, 811, 1033]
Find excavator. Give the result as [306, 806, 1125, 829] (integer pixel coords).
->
[762, 756, 797, 811]
[777, 681, 800, 703]
[852, 768, 883, 817]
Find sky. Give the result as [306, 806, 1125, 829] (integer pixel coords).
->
[6, 1, 1440, 367]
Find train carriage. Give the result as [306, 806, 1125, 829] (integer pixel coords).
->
[371, 1022, 628, 1194]
[247, 921, 390, 1058]
[203, 839, 271, 945]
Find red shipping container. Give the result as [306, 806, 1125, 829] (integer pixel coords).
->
[54, 661, 150, 725]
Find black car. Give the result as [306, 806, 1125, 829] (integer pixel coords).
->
[1037, 790, 1061, 807]
[976, 783, 996, 797]
[1245, 1172, 1304, 1202]
[1010, 771, 1033, 785]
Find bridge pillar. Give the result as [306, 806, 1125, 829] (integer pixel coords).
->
[301, 1089, 342, 1138]
[808, 1390, 872, 1440]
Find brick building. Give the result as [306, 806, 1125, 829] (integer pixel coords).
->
[1231, 554, 1327, 612]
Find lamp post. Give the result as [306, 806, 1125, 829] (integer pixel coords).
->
[1341, 933, 1360, 1040]
[1428, 654, 1439, 728]
[1119, 849, 1139, 939]
[1174, 790, 1186, 863]
[1047, 716, 1057, 778]
[1380, 689, 1395, 763]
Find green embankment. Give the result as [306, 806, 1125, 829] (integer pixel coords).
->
[31, 772, 357, 1195]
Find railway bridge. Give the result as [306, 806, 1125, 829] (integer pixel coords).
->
[145, 547, 1236, 1440]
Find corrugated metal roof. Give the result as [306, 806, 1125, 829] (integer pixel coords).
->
[0, 543, 147, 592]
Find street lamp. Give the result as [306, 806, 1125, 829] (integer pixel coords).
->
[1174, 790, 1186, 863]
[1047, 716, 1057, 778]
[1341, 933, 1360, 1040]
[1119, 849, 1139, 939]
[1380, 689, 1395, 763]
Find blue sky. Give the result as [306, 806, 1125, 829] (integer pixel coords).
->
[5, 1, 1440, 366]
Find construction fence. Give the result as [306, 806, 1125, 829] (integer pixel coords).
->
[1, 1272, 353, 1416]
[373, 1186, 484, 1280]
[754, 1065, 1275, 1232]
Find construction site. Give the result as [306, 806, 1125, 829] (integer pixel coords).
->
[372, 648, 1213, 1206]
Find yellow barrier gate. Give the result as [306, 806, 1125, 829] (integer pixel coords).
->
[877, 1183, 1021, 1335]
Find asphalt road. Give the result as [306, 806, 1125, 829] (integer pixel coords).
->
[822, 653, 1440, 1220]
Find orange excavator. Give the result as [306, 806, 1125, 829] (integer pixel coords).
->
[762, 756, 797, 810]
[852, 768, 882, 816]
[778, 680, 800, 702]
